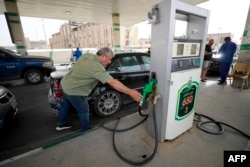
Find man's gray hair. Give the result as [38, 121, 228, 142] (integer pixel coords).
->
[96, 47, 114, 57]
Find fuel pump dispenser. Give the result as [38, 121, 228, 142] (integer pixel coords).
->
[147, 0, 210, 141]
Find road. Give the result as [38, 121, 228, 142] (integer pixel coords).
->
[0, 79, 138, 161]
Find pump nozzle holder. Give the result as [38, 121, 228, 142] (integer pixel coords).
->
[153, 93, 162, 104]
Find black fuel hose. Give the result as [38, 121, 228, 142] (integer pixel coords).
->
[101, 114, 148, 132]
[194, 112, 250, 139]
[101, 103, 158, 166]
[138, 105, 149, 117]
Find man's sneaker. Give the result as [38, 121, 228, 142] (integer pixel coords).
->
[56, 123, 72, 131]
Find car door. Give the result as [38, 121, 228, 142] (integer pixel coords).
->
[0, 50, 20, 80]
[108, 53, 149, 91]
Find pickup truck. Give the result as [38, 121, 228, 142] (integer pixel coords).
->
[0, 47, 56, 84]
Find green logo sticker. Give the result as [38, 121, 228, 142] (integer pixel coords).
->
[175, 80, 199, 120]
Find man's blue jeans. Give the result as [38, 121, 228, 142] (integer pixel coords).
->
[58, 92, 90, 131]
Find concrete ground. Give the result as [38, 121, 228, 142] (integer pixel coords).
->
[1, 78, 250, 167]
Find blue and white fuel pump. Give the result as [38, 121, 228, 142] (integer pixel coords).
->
[147, 0, 210, 141]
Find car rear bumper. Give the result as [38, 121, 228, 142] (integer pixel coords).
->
[44, 66, 56, 77]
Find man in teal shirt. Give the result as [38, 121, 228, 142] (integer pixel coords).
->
[56, 47, 142, 131]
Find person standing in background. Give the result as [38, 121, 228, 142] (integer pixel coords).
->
[74, 47, 82, 61]
[217, 36, 237, 85]
[201, 39, 215, 82]
[147, 48, 151, 54]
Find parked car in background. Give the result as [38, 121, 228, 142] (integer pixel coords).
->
[0, 47, 56, 85]
[48, 52, 150, 117]
[0, 86, 18, 131]
[208, 52, 238, 74]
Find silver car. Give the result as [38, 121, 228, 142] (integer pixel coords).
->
[0, 86, 18, 130]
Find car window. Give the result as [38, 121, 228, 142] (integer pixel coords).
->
[119, 56, 141, 72]
[0, 51, 9, 59]
[1, 48, 20, 57]
[108, 59, 121, 73]
[141, 55, 150, 70]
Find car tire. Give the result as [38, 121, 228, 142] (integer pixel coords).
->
[94, 90, 122, 117]
[24, 69, 44, 85]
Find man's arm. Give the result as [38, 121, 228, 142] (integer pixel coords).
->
[218, 44, 225, 54]
[204, 50, 210, 56]
[106, 78, 142, 102]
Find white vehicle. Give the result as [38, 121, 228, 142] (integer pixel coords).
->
[0, 86, 18, 130]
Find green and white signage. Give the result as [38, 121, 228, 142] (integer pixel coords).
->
[240, 29, 250, 51]
[175, 80, 199, 120]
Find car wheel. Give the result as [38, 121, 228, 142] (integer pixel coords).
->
[24, 69, 43, 85]
[94, 90, 122, 117]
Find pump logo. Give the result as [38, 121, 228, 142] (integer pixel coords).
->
[175, 80, 199, 120]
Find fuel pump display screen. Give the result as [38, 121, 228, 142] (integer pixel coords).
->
[171, 39, 202, 72]
[173, 41, 200, 57]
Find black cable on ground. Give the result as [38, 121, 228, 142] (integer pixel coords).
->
[195, 112, 250, 139]
[194, 113, 224, 135]
[101, 103, 158, 166]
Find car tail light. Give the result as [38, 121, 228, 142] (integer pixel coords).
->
[52, 79, 63, 98]
[0, 91, 13, 104]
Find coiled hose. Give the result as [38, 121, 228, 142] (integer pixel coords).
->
[194, 112, 250, 139]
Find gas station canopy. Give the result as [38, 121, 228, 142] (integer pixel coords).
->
[0, 0, 208, 26]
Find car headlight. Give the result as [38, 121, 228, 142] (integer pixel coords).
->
[43, 61, 53, 67]
[213, 54, 222, 59]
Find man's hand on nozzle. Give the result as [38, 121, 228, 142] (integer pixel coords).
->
[127, 89, 142, 102]
[106, 79, 142, 102]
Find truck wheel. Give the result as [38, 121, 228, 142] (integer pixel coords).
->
[24, 69, 43, 85]
[94, 90, 122, 117]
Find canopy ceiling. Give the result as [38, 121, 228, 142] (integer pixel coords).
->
[0, 0, 208, 26]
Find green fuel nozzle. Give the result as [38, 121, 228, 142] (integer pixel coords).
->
[139, 72, 157, 106]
